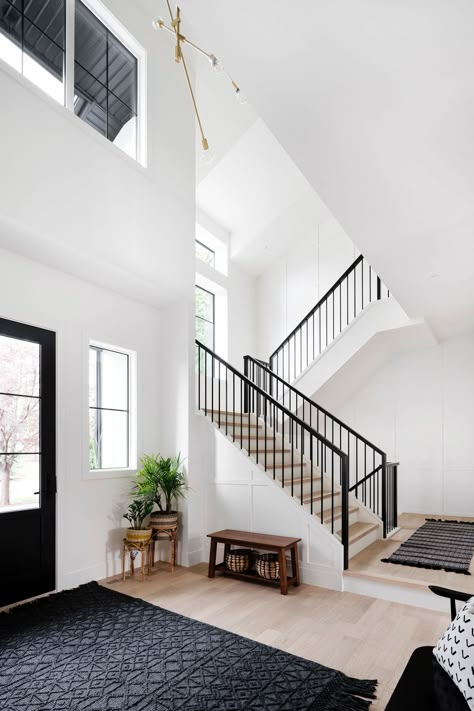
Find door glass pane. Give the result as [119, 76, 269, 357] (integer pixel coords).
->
[0, 395, 39, 453]
[0, 336, 40, 397]
[0, 454, 40, 511]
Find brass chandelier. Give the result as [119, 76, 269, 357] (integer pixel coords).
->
[153, 2, 245, 161]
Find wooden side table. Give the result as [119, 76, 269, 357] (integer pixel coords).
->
[121, 538, 152, 582]
[149, 525, 178, 573]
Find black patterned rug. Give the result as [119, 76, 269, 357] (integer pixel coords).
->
[0, 581, 376, 710]
[382, 518, 474, 574]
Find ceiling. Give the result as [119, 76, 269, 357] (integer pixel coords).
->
[197, 118, 331, 275]
[179, 0, 474, 338]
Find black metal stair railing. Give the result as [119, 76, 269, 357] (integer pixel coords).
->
[269, 254, 390, 383]
[244, 356, 398, 537]
[196, 340, 351, 569]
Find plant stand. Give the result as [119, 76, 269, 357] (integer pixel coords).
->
[121, 538, 152, 582]
[149, 525, 178, 573]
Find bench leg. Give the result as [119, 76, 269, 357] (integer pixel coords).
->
[278, 549, 288, 595]
[291, 545, 300, 586]
[208, 538, 217, 578]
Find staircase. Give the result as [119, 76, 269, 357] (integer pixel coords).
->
[196, 340, 396, 569]
[196, 256, 399, 570]
[268, 254, 390, 383]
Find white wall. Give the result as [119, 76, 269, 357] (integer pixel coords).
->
[0, 0, 196, 589]
[335, 331, 474, 516]
[256, 217, 357, 359]
[192, 414, 344, 589]
[0, 248, 164, 588]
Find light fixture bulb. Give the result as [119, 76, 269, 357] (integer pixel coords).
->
[152, 17, 164, 30]
[209, 53, 225, 76]
[235, 88, 248, 105]
[201, 144, 214, 167]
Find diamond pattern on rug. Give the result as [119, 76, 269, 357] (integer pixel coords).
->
[0, 582, 377, 710]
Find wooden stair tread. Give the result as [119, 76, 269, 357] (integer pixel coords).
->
[303, 490, 334, 503]
[348, 522, 379, 545]
[248, 448, 291, 454]
[323, 504, 358, 523]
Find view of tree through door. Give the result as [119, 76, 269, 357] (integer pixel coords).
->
[0, 318, 56, 608]
[0, 336, 40, 511]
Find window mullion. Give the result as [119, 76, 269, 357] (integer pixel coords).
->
[64, 0, 75, 110]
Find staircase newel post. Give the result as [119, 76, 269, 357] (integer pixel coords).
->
[381, 454, 387, 538]
[341, 453, 349, 571]
[243, 356, 250, 414]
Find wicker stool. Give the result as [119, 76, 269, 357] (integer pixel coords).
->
[149, 526, 178, 573]
[121, 538, 152, 582]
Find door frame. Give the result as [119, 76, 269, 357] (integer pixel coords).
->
[0, 317, 56, 600]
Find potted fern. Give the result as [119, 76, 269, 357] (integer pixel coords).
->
[123, 499, 154, 544]
[134, 453, 188, 531]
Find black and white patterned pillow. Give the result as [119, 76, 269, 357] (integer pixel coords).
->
[433, 597, 474, 710]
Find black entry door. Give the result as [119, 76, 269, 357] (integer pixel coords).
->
[0, 318, 56, 607]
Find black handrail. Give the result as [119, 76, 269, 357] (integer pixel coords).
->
[244, 356, 398, 538]
[196, 340, 351, 569]
[198, 341, 344, 456]
[245, 356, 384, 456]
[269, 255, 390, 382]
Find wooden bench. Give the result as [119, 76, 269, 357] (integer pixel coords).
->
[207, 529, 301, 595]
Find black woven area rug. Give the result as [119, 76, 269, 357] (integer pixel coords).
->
[0, 581, 377, 711]
[382, 518, 474, 574]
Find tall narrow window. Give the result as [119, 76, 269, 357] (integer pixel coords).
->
[195, 285, 215, 350]
[89, 345, 130, 470]
[74, 1, 138, 159]
[0, 0, 65, 103]
[195, 240, 215, 268]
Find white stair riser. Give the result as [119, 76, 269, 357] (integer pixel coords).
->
[348, 526, 381, 558]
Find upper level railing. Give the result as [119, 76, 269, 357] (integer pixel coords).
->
[196, 339, 351, 568]
[269, 255, 390, 382]
[244, 356, 398, 537]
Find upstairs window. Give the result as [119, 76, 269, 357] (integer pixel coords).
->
[195, 239, 215, 268]
[0, 0, 142, 162]
[195, 285, 215, 350]
[0, 0, 65, 103]
[74, 1, 138, 159]
[89, 344, 131, 471]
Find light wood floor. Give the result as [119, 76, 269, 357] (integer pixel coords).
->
[105, 560, 452, 711]
[348, 512, 474, 594]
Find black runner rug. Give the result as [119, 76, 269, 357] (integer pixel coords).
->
[382, 518, 474, 574]
[0, 581, 376, 710]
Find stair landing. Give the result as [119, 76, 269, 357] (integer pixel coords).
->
[345, 512, 474, 595]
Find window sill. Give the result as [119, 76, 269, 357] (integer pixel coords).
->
[83, 468, 136, 481]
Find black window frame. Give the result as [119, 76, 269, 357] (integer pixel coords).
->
[89, 344, 130, 471]
[195, 285, 215, 351]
